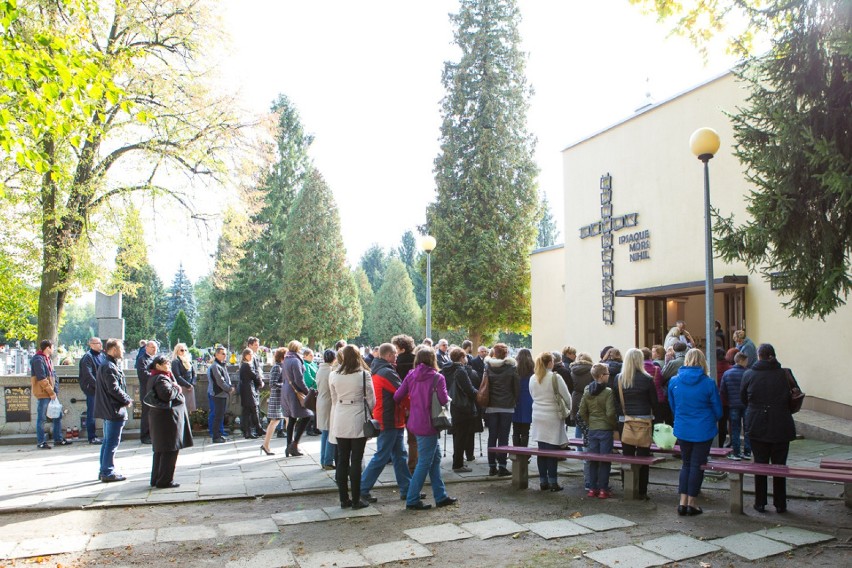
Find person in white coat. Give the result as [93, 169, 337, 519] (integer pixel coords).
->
[529, 352, 572, 491]
[329, 345, 376, 509]
[316, 349, 337, 470]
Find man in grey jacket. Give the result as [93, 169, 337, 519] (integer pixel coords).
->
[207, 346, 234, 443]
[95, 339, 133, 482]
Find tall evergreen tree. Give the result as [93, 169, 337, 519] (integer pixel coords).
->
[397, 230, 426, 306]
[359, 244, 389, 294]
[366, 259, 422, 344]
[351, 268, 374, 345]
[536, 192, 560, 248]
[279, 169, 362, 345]
[715, 0, 852, 319]
[426, 0, 539, 346]
[166, 264, 197, 334]
[169, 309, 194, 348]
[123, 264, 165, 347]
[226, 95, 313, 343]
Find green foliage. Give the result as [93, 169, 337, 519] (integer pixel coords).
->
[366, 259, 422, 344]
[359, 244, 388, 293]
[536, 192, 560, 249]
[0, 251, 37, 340]
[169, 309, 193, 348]
[167, 264, 197, 333]
[497, 330, 531, 349]
[397, 230, 425, 306]
[58, 301, 95, 347]
[426, 0, 539, 344]
[225, 95, 313, 344]
[279, 169, 362, 345]
[106, 207, 148, 297]
[715, 0, 851, 319]
[351, 268, 374, 345]
[123, 263, 167, 347]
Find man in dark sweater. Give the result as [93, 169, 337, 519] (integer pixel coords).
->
[78, 337, 106, 444]
[136, 340, 157, 444]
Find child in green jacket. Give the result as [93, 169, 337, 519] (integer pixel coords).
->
[579, 363, 617, 498]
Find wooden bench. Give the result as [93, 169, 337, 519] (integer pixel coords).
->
[567, 438, 733, 457]
[703, 460, 852, 513]
[493, 445, 665, 500]
[820, 459, 852, 505]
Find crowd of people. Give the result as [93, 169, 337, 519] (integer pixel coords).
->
[28, 321, 797, 514]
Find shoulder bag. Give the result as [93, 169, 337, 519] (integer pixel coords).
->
[475, 368, 490, 407]
[287, 369, 318, 411]
[362, 371, 380, 438]
[431, 374, 452, 431]
[551, 372, 570, 419]
[784, 368, 805, 414]
[143, 388, 174, 409]
[618, 377, 653, 447]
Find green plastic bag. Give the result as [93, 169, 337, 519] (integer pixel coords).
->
[653, 423, 677, 450]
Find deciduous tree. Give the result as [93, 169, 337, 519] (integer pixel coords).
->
[426, 0, 539, 347]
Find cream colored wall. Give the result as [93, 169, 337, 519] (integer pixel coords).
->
[530, 246, 567, 356]
[547, 72, 852, 410]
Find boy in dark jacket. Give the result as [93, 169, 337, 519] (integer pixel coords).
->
[720, 351, 751, 459]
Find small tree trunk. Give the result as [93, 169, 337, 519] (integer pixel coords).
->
[37, 269, 65, 359]
[469, 331, 483, 350]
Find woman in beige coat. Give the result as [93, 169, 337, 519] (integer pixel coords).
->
[329, 345, 376, 509]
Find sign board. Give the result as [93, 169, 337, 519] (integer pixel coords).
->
[4, 386, 31, 422]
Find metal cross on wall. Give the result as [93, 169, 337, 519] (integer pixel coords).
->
[578, 173, 639, 324]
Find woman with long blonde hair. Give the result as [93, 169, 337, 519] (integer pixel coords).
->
[529, 352, 572, 491]
[613, 347, 659, 499]
[170, 343, 197, 412]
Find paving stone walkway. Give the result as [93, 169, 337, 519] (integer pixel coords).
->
[0, 504, 834, 566]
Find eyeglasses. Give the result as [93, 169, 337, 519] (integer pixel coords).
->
[178, 349, 186, 352]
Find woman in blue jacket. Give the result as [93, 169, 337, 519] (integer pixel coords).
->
[668, 349, 723, 516]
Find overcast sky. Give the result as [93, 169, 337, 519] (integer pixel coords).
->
[145, 0, 738, 284]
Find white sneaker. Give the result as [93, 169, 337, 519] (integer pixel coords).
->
[727, 454, 742, 461]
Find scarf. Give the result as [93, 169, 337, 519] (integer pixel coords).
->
[35, 350, 54, 377]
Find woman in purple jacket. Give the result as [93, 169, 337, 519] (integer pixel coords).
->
[393, 347, 457, 511]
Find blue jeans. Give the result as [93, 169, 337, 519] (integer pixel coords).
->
[536, 441, 561, 485]
[320, 430, 337, 466]
[208, 393, 226, 437]
[361, 428, 411, 497]
[36, 397, 62, 444]
[486, 412, 513, 467]
[85, 393, 97, 441]
[587, 430, 614, 491]
[678, 438, 713, 497]
[99, 419, 125, 477]
[407, 434, 447, 506]
[575, 425, 590, 488]
[728, 407, 751, 455]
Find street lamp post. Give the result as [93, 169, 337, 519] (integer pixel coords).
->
[690, 127, 721, 380]
[420, 235, 437, 340]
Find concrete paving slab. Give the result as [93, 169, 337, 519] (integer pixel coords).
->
[296, 549, 369, 568]
[753, 526, 834, 546]
[218, 517, 280, 537]
[572, 513, 636, 532]
[87, 528, 157, 551]
[322, 505, 381, 520]
[10, 533, 91, 559]
[272, 509, 330, 526]
[459, 518, 528, 540]
[290, 477, 337, 491]
[0, 540, 17, 559]
[524, 519, 593, 539]
[361, 539, 433, 565]
[709, 533, 793, 560]
[637, 533, 720, 561]
[157, 524, 219, 542]
[585, 545, 670, 568]
[225, 547, 296, 568]
[404, 523, 474, 545]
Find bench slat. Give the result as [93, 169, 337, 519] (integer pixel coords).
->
[703, 461, 852, 483]
[493, 446, 664, 466]
[820, 459, 852, 471]
[567, 438, 732, 456]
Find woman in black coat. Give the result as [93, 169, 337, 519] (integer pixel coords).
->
[448, 348, 479, 473]
[147, 355, 193, 489]
[741, 343, 796, 513]
[239, 348, 263, 439]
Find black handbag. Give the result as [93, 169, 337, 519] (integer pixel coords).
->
[362, 371, 380, 438]
[431, 375, 452, 431]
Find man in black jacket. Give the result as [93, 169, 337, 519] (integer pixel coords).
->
[436, 339, 451, 368]
[78, 337, 106, 444]
[470, 346, 488, 378]
[95, 339, 133, 482]
[136, 340, 157, 444]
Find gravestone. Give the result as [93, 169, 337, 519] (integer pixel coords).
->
[96, 291, 125, 340]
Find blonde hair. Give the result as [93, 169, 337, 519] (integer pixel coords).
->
[684, 348, 709, 374]
[172, 343, 191, 370]
[575, 352, 593, 364]
[534, 352, 554, 382]
[287, 340, 302, 353]
[619, 348, 650, 389]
